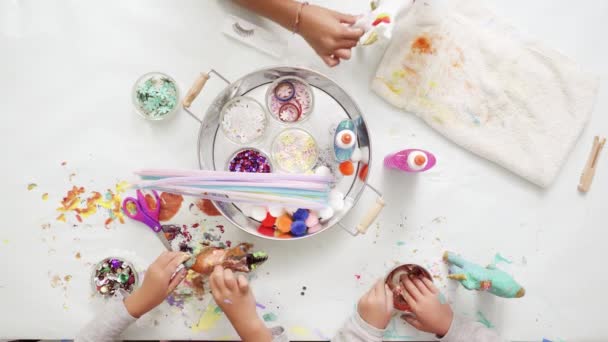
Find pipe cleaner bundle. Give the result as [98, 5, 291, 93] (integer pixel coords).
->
[133, 169, 333, 209]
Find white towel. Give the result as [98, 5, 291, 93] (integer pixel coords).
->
[371, 0, 599, 187]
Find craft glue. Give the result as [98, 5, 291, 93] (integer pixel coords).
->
[384, 149, 436, 172]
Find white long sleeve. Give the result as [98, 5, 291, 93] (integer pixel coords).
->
[76, 299, 289, 342]
[439, 315, 504, 342]
[75, 299, 137, 342]
[332, 311, 385, 342]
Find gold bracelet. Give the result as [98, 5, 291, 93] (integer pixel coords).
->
[293, 1, 309, 34]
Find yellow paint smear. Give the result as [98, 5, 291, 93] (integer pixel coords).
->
[290, 326, 312, 337]
[192, 305, 223, 332]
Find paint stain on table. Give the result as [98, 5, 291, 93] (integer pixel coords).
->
[196, 199, 221, 216]
[191, 304, 223, 332]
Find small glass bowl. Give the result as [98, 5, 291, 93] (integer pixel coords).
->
[91, 257, 139, 298]
[271, 128, 319, 173]
[220, 96, 268, 145]
[265, 76, 315, 124]
[132, 72, 180, 121]
[226, 147, 273, 173]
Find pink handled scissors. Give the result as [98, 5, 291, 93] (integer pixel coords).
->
[122, 190, 172, 251]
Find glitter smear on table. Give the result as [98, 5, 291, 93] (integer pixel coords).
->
[272, 128, 318, 173]
[195, 199, 222, 216]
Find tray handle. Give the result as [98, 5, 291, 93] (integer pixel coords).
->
[182, 70, 231, 123]
[338, 183, 385, 236]
[183, 73, 210, 109]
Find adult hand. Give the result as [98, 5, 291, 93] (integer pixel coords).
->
[124, 251, 189, 318]
[298, 4, 364, 67]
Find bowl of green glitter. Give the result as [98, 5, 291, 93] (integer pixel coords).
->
[132, 72, 180, 121]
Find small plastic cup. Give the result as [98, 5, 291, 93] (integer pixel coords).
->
[132, 72, 180, 121]
[220, 96, 268, 145]
[226, 147, 273, 173]
[271, 128, 319, 173]
[265, 76, 315, 124]
[91, 257, 139, 298]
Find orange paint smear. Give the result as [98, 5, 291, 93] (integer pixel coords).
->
[196, 199, 221, 216]
[75, 191, 102, 218]
[411, 36, 434, 55]
[56, 182, 128, 226]
[159, 193, 183, 222]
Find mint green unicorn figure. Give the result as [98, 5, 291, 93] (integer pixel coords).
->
[443, 251, 525, 298]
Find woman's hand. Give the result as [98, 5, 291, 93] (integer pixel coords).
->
[210, 266, 271, 342]
[357, 279, 394, 329]
[124, 251, 189, 318]
[400, 277, 454, 337]
[298, 4, 364, 67]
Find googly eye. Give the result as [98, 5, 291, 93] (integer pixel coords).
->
[335, 130, 356, 149]
[407, 151, 427, 170]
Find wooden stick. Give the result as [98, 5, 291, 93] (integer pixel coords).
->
[578, 136, 606, 193]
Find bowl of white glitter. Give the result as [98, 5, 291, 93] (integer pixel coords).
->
[220, 96, 268, 144]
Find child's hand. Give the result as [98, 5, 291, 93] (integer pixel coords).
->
[400, 277, 453, 336]
[124, 251, 190, 318]
[357, 279, 394, 329]
[210, 266, 271, 342]
[298, 4, 364, 67]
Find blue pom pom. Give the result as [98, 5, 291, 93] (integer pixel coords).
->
[293, 208, 310, 221]
[290, 220, 307, 236]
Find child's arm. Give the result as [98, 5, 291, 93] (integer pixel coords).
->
[332, 279, 394, 342]
[233, 0, 363, 67]
[210, 266, 287, 342]
[75, 251, 190, 342]
[400, 277, 504, 342]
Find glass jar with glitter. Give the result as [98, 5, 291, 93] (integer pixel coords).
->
[132, 72, 180, 121]
[221, 96, 268, 144]
[91, 257, 138, 298]
[227, 148, 272, 173]
[266, 76, 314, 124]
[271, 128, 319, 173]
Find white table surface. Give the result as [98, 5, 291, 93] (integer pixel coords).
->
[1, 0, 607, 341]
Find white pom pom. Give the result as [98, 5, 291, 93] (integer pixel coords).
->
[319, 206, 335, 220]
[350, 148, 362, 162]
[314, 165, 332, 177]
[330, 198, 344, 211]
[359, 147, 370, 163]
[329, 190, 344, 201]
[250, 206, 267, 221]
[268, 205, 285, 218]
